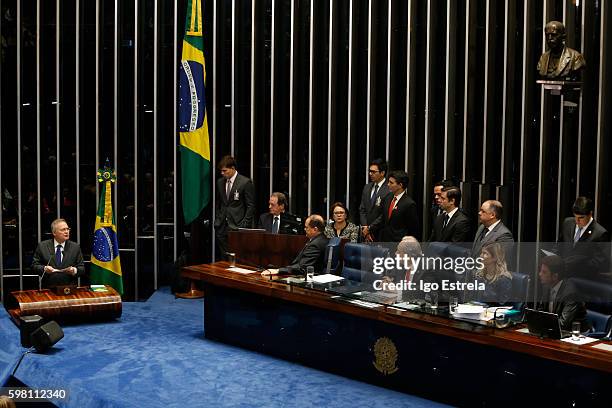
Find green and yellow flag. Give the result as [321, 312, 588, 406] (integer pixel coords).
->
[179, 0, 211, 224]
[90, 164, 123, 295]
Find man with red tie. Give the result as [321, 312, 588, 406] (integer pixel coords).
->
[370, 171, 420, 242]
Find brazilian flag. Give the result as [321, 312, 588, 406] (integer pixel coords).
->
[90, 166, 123, 295]
[179, 0, 211, 224]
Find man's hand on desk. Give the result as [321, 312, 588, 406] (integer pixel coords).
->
[260, 268, 279, 276]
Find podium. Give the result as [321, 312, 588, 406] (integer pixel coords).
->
[6, 285, 122, 325]
[228, 230, 308, 267]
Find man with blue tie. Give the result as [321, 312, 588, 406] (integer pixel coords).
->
[359, 158, 390, 242]
[559, 197, 610, 279]
[32, 218, 85, 288]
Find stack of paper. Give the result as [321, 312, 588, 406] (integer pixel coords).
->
[452, 304, 485, 320]
[227, 266, 258, 274]
[311, 274, 344, 284]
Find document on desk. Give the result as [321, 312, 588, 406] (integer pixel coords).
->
[560, 336, 599, 345]
[592, 343, 612, 352]
[452, 304, 485, 320]
[227, 266, 258, 274]
[515, 327, 530, 334]
[311, 274, 344, 284]
[393, 302, 421, 310]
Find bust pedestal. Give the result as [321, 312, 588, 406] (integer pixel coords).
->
[535, 80, 583, 244]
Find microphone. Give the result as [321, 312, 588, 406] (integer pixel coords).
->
[325, 245, 335, 274]
[602, 324, 612, 342]
[234, 257, 280, 277]
[39, 249, 54, 289]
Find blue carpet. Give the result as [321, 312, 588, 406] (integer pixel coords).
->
[2, 288, 449, 408]
[0, 313, 23, 385]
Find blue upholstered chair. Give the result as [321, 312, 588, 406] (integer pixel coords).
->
[324, 237, 342, 274]
[445, 244, 471, 260]
[509, 271, 530, 311]
[586, 309, 612, 338]
[341, 243, 389, 283]
[570, 278, 612, 314]
[424, 242, 470, 260]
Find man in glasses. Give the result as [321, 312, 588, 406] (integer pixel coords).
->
[359, 158, 389, 242]
[32, 218, 85, 288]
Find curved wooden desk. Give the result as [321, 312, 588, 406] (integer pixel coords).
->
[183, 262, 612, 406]
[7, 286, 122, 324]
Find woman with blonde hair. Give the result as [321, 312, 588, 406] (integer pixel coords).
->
[475, 242, 513, 305]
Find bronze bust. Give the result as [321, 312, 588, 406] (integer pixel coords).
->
[537, 21, 585, 81]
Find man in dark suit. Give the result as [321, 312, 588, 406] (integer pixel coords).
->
[431, 179, 456, 220]
[286, 215, 329, 273]
[359, 158, 389, 242]
[258, 192, 301, 235]
[214, 156, 256, 258]
[537, 255, 589, 331]
[430, 186, 471, 242]
[370, 171, 419, 242]
[31, 218, 85, 288]
[558, 196, 610, 279]
[471, 200, 514, 258]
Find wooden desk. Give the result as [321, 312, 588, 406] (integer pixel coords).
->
[183, 262, 612, 406]
[6, 286, 122, 324]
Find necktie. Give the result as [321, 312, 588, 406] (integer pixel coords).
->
[226, 179, 232, 200]
[548, 288, 556, 313]
[388, 196, 397, 219]
[272, 216, 279, 234]
[442, 214, 450, 229]
[405, 268, 413, 283]
[478, 227, 488, 242]
[55, 244, 62, 266]
[574, 227, 582, 243]
[370, 184, 379, 203]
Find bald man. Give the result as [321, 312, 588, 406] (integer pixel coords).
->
[471, 200, 514, 258]
[286, 214, 329, 273]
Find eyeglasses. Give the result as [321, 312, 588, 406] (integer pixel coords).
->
[333, 211, 346, 215]
[368, 170, 380, 174]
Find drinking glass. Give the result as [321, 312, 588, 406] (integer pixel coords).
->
[429, 292, 439, 309]
[227, 252, 236, 267]
[571, 321, 581, 341]
[306, 266, 315, 281]
[449, 296, 458, 313]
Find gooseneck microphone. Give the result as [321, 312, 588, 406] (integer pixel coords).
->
[39, 248, 54, 288]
